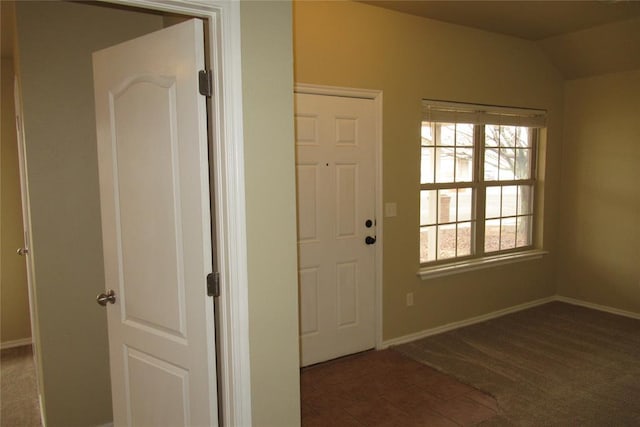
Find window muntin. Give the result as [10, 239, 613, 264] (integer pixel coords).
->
[420, 101, 545, 265]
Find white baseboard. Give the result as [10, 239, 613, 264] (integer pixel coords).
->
[380, 296, 556, 348]
[0, 337, 32, 350]
[380, 295, 640, 349]
[555, 295, 640, 320]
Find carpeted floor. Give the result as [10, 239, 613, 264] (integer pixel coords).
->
[394, 302, 640, 426]
[1, 345, 41, 427]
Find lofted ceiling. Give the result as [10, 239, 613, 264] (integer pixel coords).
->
[359, 0, 640, 41]
[360, 0, 640, 79]
[3, 1, 640, 79]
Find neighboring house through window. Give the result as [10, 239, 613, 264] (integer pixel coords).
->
[419, 100, 546, 272]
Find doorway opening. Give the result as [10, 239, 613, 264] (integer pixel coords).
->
[7, 1, 250, 426]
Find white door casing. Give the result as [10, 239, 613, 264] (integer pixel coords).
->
[93, 19, 217, 426]
[295, 93, 378, 367]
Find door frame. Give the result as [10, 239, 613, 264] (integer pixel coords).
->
[99, 1, 251, 426]
[294, 83, 384, 350]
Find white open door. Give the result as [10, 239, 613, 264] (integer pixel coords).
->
[295, 93, 377, 367]
[14, 76, 44, 415]
[92, 19, 217, 426]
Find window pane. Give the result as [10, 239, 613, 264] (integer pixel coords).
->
[484, 147, 499, 181]
[438, 190, 455, 224]
[498, 148, 516, 180]
[499, 126, 517, 147]
[485, 219, 501, 253]
[439, 123, 455, 146]
[420, 146, 435, 184]
[518, 185, 533, 215]
[420, 225, 436, 263]
[516, 127, 531, 148]
[421, 122, 434, 145]
[454, 148, 473, 182]
[516, 215, 532, 247]
[500, 217, 516, 250]
[485, 125, 499, 147]
[420, 190, 437, 225]
[455, 124, 473, 146]
[437, 224, 456, 260]
[515, 148, 531, 179]
[458, 188, 473, 221]
[435, 147, 455, 183]
[486, 186, 501, 219]
[457, 222, 472, 257]
[501, 185, 517, 217]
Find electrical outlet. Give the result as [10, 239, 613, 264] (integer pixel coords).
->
[406, 292, 414, 307]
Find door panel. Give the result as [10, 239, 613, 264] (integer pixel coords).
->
[127, 348, 189, 427]
[93, 19, 217, 426]
[295, 93, 377, 367]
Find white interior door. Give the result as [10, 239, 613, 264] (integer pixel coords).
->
[92, 19, 217, 426]
[14, 77, 43, 407]
[295, 93, 377, 367]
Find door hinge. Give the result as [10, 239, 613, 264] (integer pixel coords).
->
[198, 70, 213, 97]
[206, 272, 220, 297]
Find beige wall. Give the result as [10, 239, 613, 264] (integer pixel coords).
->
[241, 2, 301, 426]
[14, 2, 162, 425]
[539, 17, 640, 80]
[1, 57, 32, 346]
[558, 69, 640, 312]
[293, 1, 565, 340]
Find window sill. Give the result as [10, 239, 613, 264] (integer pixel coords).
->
[417, 249, 548, 280]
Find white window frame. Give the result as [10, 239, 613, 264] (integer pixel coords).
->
[418, 100, 548, 280]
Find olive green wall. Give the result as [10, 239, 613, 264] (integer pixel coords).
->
[1, 57, 31, 346]
[293, 1, 565, 340]
[14, 2, 162, 425]
[558, 69, 640, 312]
[241, 2, 301, 426]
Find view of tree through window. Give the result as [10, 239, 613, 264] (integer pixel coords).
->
[419, 101, 543, 265]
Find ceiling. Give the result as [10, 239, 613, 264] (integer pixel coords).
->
[359, 1, 640, 41]
[3, 1, 639, 79]
[359, 0, 640, 79]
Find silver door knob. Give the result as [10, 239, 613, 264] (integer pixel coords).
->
[96, 289, 116, 306]
[16, 247, 29, 256]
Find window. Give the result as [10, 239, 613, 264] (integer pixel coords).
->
[419, 100, 546, 266]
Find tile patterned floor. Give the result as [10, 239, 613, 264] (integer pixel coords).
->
[301, 349, 499, 427]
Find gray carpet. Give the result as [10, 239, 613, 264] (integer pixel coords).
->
[394, 302, 640, 426]
[1, 345, 41, 427]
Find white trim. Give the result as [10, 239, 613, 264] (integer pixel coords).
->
[295, 83, 382, 100]
[294, 83, 385, 351]
[418, 249, 548, 280]
[0, 337, 33, 350]
[39, 394, 46, 427]
[98, 2, 251, 426]
[555, 296, 640, 320]
[380, 296, 555, 348]
[210, 2, 253, 426]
